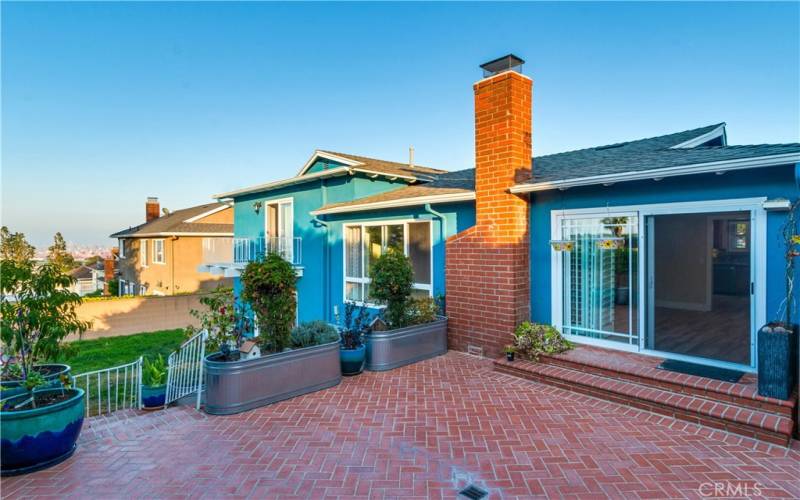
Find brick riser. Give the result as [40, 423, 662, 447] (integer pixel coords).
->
[538, 354, 795, 417]
[495, 360, 794, 447]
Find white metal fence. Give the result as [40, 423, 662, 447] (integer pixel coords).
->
[165, 329, 207, 410]
[72, 357, 143, 417]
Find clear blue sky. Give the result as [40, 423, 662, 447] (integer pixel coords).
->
[2, 2, 798, 247]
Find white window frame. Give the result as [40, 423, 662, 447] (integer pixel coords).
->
[343, 219, 433, 308]
[264, 197, 294, 259]
[152, 239, 166, 265]
[550, 197, 767, 372]
[118, 239, 126, 258]
[140, 239, 148, 267]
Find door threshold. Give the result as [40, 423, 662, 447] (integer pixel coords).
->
[641, 349, 755, 373]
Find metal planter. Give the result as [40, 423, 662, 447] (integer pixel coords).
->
[365, 316, 447, 371]
[204, 341, 341, 415]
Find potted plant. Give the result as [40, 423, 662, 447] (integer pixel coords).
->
[1, 254, 91, 476]
[758, 200, 799, 400]
[504, 345, 516, 362]
[512, 322, 572, 361]
[339, 303, 371, 375]
[141, 354, 168, 410]
[364, 249, 447, 371]
[203, 254, 341, 415]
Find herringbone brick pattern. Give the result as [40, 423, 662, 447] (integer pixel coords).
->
[3, 352, 798, 499]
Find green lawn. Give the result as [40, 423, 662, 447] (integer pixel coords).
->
[56, 329, 186, 374]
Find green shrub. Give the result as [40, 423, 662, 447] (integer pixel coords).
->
[369, 249, 413, 328]
[291, 321, 339, 348]
[405, 296, 439, 326]
[241, 253, 297, 353]
[513, 322, 572, 361]
[142, 354, 168, 386]
[187, 286, 243, 352]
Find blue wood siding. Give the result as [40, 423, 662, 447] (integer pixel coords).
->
[529, 164, 799, 328]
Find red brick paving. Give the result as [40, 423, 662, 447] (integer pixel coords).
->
[2, 352, 799, 499]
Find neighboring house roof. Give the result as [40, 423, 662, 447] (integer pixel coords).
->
[312, 124, 800, 213]
[110, 203, 233, 238]
[214, 150, 445, 199]
[69, 266, 98, 280]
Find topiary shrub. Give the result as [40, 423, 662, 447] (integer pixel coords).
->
[241, 253, 297, 353]
[369, 248, 413, 328]
[513, 322, 572, 361]
[291, 320, 339, 348]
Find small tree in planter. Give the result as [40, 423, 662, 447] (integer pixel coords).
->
[187, 285, 253, 355]
[241, 252, 297, 354]
[758, 200, 800, 400]
[0, 253, 91, 475]
[369, 248, 414, 328]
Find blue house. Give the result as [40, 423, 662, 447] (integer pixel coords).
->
[208, 55, 799, 378]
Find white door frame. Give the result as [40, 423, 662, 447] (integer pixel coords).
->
[551, 197, 766, 372]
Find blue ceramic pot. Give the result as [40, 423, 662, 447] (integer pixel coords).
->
[340, 345, 366, 376]
[1, 387, 85, 476]
[0, 364, 71, 400]
[141, 384, 167, 409]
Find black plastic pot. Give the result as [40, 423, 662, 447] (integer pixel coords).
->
[506, 352, 515, 362]
[757, 322, 798, 400]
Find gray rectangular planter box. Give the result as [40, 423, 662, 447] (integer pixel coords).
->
[365, 316, 447, 371]
[204, 341, 341, 415]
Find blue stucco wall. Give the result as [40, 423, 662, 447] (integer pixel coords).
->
[529, 164, 799, 328]
[230, 172, 467, 323]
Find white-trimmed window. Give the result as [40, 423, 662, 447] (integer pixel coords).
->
[152, 239, 166, 264]
[119, 239, 126, 258]
[344, 220, 432, 305]
[140, 239, 148, 267]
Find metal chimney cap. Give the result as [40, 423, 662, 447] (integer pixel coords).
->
[480, 54, 525, 77]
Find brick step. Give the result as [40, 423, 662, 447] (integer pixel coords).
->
[494, 358, 794, 446]
[538, 351, 795, 417]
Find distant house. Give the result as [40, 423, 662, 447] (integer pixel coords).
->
[110, 197, 233, 296]
[68, 263, 105, 296]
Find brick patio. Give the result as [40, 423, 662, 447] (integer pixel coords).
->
[3, 352, 799, 499]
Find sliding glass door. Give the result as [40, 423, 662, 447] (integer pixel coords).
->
[558, 215, 639, 346]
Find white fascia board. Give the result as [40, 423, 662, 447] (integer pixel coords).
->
[509, 152, 800, 194]
[125, 232, 235, 237]
[296, 150, 363, 177]
[670, 123, 727, 148]
[311, 191, 476, 215]
[183, 204, 232, 223]
[213, 167, 351, 199]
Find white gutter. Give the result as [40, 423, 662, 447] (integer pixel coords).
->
[510, 152, 800, 194]
[311, 191, 475, 215]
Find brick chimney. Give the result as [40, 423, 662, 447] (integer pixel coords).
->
[103, 257, 115, 296]
[146, 197, 160, 222]
[445, 55, 531, 358]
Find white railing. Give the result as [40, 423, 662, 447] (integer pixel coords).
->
[201, 237, 234, 264]
[165, 329, 207, 410]
[233, 236, 302, 266]
[72, 357, 143, 417]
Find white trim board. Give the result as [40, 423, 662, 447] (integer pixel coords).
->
[510, 152, 800, 193]
[183, 204, 232, 223]
[296, 150, 363, 177]
[312, 192, 475, 215]
[670, 123, 727, 149]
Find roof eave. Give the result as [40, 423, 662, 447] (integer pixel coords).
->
[311, 192, 476, 216]
[510, 152, 800, 194]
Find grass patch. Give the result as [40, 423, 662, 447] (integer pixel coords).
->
[56, 329, 186, 374]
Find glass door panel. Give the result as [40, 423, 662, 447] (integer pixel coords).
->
[561, 216, 639, 345]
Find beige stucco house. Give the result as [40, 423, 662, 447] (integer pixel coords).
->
[111, 197, 233, 295]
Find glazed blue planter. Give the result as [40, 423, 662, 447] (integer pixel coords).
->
[1, 388, 85, 476]
[141, 384, 166, 409]
[0, 364, 71, 400]
[340, 345, 366, 375]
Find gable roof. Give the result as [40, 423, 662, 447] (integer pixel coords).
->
[215, 150, 446, 199]
[312, 124, 800, 213]
[69, 265, 99, 280]
[110, 203, 233, 238]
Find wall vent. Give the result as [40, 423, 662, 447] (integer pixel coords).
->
[466, 345, 484, 357]
[459, 484, 488, 499]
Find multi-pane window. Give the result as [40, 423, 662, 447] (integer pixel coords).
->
[344, 221, 432, 304]
[152, 239, 166, 264]
[140, 239, 148, 267]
